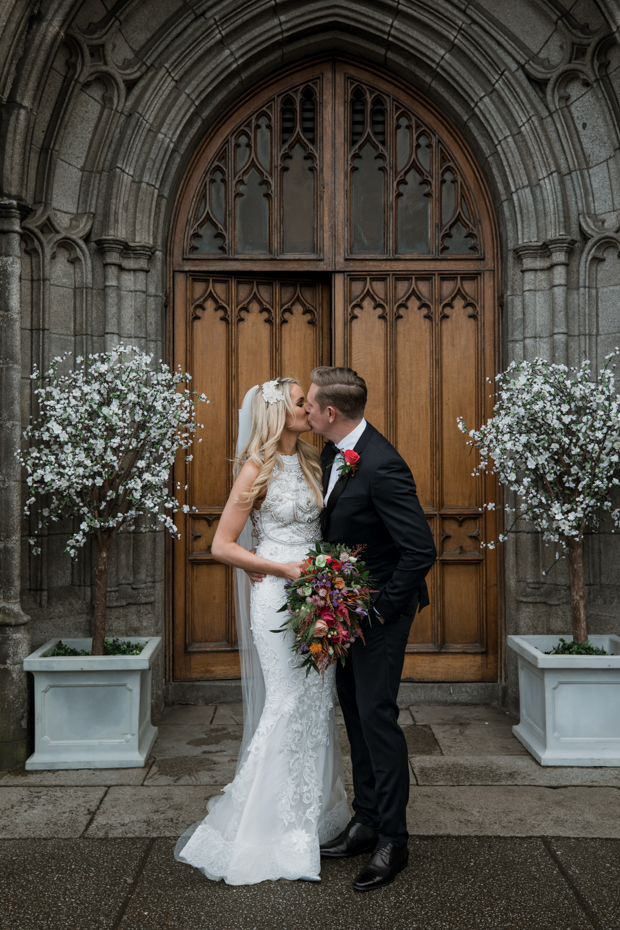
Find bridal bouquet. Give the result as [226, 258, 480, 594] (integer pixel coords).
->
[275, 543, 374, 676]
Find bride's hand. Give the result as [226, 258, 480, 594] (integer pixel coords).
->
[279, 561, 304, 581]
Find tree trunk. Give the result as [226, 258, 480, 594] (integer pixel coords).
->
[567, 535, 587, 643]
[91, 538, 110, 656]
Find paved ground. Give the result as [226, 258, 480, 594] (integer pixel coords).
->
[1, 704, 619, 929]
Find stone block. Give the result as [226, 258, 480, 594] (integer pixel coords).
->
[211, 703, 244, 724]
[410, 704, 515, 725]
[569, 87, 616, 167]
[30, 59, 67, 151]
[49, 283, 75, 334]
[85, 785, 221, 836]
[597, 283, 620, 335]
[596, 244, 620, 287]
[59, 84, 105, 170]
[590, 161, 614, 216]
[0, 786, 105, 838]
[405, 724, 442, 756]
[1, 765, 149, 787]
[412, 755, 620, 787]
[154, 705, 216, 725]
[406, 786, 620, 836]
[120, 0, 186, 55]
[151, 724, 243, 758]
[400, 682, 505, 705]
[51, 159, 82, 215]
[426, 720, 528, 757]
[144, 754, 238, 786]
[475, 0, 557, 55]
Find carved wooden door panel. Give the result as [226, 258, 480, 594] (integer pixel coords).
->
[170, 60, 500, 683]
[333, 271, 498, 681]
[173, 274, 330, 679]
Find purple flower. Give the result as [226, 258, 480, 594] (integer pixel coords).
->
[300, 642, 309, 653]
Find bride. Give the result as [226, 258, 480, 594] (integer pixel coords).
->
[174, 377, 349, 885]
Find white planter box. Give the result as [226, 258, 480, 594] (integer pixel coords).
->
[507, 634, 620, 766]
[24, 637, 162, 770]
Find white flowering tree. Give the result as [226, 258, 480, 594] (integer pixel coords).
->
[18, 345, 207, 655]
[458, 354, 620, 643]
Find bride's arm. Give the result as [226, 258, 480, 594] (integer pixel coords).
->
[211, 461, 303, 581]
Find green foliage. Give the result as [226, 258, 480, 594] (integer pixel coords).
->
[46, 638, 147, 657]
[546, 637, 608, 656]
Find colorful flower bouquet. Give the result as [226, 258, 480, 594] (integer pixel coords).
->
[274, 542, 374, 676]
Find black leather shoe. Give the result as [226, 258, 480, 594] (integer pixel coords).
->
[352, 842, 409, 891]
[320, 820, 379, 858]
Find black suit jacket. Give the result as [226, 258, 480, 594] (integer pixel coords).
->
[320, 423, 437, 624]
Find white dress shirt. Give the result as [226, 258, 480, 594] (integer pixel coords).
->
[324, 418, 367, 503]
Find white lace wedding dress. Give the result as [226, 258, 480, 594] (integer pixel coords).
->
[174, 453, 349, 884]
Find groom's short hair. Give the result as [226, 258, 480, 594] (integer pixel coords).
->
[310, 367, 367, 420]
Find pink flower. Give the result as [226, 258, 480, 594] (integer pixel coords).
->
[314, 619, 329, 637]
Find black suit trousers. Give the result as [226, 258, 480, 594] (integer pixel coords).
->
[336, 609, 414, 847]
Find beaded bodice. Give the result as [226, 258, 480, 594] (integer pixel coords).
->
[251, 453, 321, 551]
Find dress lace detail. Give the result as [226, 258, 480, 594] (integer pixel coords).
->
[175, 454, 349, 884]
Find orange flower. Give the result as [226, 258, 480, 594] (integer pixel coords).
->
[309, 643, 323, 655]
[334, 578, 345, 589]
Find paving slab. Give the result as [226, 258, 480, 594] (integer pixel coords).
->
[337, 721, 436, 755]
[413, 755, 620, 786]
[407, 786, 620, 837]
[404, 724, 442, 755]
[0, 787, 106, 838]
[211, 703, 244, 725]
[410, 704, 515, 725]
[144, 753, 239, 785]
[0, 765, 150, 787]
[86, 786, 222, 837]
[429, 720, 529, 756]
[0, 838, 149, 930]
[548, 837, 620, 930]
[116, 836, 594, 930]
[152, 724, 243, 757]
[154, 705, 216, 726]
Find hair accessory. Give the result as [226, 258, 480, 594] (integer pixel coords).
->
[261, 379, 284, 404]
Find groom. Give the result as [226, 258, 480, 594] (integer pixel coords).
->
[305, 366, 437, 892]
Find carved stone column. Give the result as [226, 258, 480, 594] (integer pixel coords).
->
[514, 237, 575, 363]
[0, 200, 31, 770]
[95, 237, 155, 347]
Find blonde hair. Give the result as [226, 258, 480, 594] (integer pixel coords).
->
[236, 377, 323, 508]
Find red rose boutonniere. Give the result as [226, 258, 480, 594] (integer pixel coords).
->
[337, 448, 360, 478]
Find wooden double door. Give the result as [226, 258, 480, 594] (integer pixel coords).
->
[170, 60, 500, 683]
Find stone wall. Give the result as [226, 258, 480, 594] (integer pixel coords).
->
[1, 0, 620, 764]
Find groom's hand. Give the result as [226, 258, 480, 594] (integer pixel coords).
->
[246, 570, 266, 585]
[246, 547, 266, 585]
